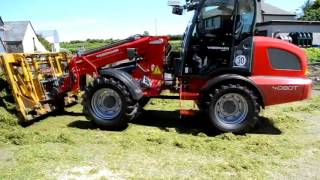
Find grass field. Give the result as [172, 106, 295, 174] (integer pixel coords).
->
[0, 93, 320, 179]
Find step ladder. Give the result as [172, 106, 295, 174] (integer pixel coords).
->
[179, 81, 199, 116]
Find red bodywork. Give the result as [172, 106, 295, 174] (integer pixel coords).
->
[176, 37, 312, 106]
[66, 35, 312, 111]
[250, 37, 312, 106]
[69, 36, 169, 97]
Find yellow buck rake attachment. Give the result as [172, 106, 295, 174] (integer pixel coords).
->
[0, 53, 77, 124]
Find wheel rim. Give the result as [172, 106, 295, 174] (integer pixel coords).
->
[91, 88, 122, 120]
[213, 93, 248, 125]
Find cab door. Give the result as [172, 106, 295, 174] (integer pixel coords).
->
[231, 0, 256, 73]
[182, 0, 256, 75]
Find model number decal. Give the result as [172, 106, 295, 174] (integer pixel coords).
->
[96, 49, 120, 58]
[272, 86, 299, 91]
[207, 46, 229, 51]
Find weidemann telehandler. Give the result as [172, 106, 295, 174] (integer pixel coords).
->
[0, 0, 312, 133]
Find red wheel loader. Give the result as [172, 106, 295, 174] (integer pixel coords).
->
[0, 0, 312, 133]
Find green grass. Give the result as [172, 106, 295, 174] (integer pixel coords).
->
[61, 39, 183, 54]
[0, 95, 320, 179]
[60, 39, 116, 53]
[281, 96, 320, 113]
[60, 42, 108, 54]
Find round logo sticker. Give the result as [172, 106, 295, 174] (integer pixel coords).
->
[235, 55, 247, 67]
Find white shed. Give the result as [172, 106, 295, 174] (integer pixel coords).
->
[3, 21, 47, 53]
[37, 30, 60, 52]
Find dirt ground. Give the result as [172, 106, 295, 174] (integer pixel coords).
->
[0, 91, 319, 179]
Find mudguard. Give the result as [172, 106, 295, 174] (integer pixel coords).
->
[201, 74, 265, 107]
[99, 68, 143, 101]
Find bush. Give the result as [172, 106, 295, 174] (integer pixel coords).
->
[169, 40, 182, 52]
[169, 35, 183, 41]
[306, 48, 320, 63]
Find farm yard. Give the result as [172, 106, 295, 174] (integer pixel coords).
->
[0, 90, 319, 179]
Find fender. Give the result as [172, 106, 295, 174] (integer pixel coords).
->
[99, 68, 143, 101]
[201, 74, 265, 107]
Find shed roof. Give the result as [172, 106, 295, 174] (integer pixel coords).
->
[261, 2, 295, 16]
[3, 21, 30, 42]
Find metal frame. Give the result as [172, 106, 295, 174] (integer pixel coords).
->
[0, 52, 74, 122]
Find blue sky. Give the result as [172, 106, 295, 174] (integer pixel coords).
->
[1, 0, 304, 41]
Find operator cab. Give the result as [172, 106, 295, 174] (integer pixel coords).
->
[170, 0, 257, 76]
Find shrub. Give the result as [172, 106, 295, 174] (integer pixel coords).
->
[306, 48, 320, 63]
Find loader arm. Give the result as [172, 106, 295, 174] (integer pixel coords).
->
[69, 35, 170, 97]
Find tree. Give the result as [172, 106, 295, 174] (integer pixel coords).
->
[143, 31, 150, 36]
[300, 0, 320, 21]
[37, 34, 52, 51]
[169, 34, 183, 41]
[302, 0, 313, 13]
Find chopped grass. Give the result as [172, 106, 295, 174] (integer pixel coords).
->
[0, 95, 319, 179]
[282, 96, 320, 113]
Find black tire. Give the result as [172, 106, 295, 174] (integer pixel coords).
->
[207, 84, 260, 134]
[83, 76, 139, 129]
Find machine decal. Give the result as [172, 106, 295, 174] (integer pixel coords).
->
[142, 76, 152, 88]
[152, 66, 162, 75]
[207, 46, 230, 51]
[96, 49, 120, 58]
[104, 59, 131, 68]
[272, 86, 299, 91]
[234, 55, 247, 67]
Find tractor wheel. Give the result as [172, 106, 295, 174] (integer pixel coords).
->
[83, 77, 139, 129]
[207, 84, 260, 134]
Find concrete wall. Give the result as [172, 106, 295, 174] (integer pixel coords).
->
[53, 42, 60, 52]
[256, 1, 263, 23]
[0, 39, 5, 53]
[0, 24, 4, 52]
[0, 29, 4, 42]
[6, 42, 23, 53]
[314, 33, 320, 46]
[263, 15, 295, 22]
[44, 34, 60, 52]
[22, 24, 47, 53]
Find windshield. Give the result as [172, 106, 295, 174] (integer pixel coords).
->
[236, 0, 255, 39]
[202, 0, 235, 17]
[199, 0, 235, 34]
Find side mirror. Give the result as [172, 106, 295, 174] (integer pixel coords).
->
[172, 6, 184, 15]
[168, 0, 181, 6]
[168, 0, 184, 15]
